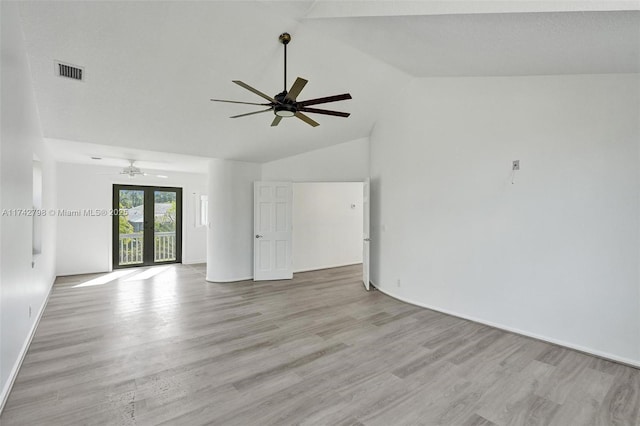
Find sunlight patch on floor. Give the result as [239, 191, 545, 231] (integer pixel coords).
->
[124, 265, 171, 282]
[73, 270, 134, 288]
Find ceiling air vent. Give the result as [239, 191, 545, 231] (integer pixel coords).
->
[56, 61, 84, 81]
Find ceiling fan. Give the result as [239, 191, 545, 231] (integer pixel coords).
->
[211, 32, 352, 127]
[99, 160, 168, 179]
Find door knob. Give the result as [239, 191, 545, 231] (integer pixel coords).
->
[255, 234, 263, 239]
[364, 238, 371, 242]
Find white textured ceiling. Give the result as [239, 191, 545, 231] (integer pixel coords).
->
[306, 10, 640, 77]
[16, 1, 640, 164]
[46, 139, 209, 174]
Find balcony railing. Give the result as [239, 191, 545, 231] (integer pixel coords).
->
[119, 232, 176, 265]
[119, 233, 143, 265]
[154, 232, 176, 262]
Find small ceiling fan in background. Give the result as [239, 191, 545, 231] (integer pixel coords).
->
[98, 160, 168, 179]
[211, 32, 352, 127]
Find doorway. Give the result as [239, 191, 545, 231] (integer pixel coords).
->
[112, 184, 182, 268]
[253, 181, 368, 289]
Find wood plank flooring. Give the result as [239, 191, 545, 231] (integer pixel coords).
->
[1, 264, 639, 425]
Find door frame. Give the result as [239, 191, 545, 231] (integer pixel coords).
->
[112, 184, 183, 269]
[362, 178, 370, 291]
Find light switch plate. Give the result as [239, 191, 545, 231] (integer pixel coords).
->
[512, 160, 520, 170]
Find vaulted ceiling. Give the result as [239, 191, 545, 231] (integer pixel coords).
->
[16, 1, 640, 164]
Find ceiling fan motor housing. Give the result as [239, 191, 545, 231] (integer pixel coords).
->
[274, 91, 296, 117]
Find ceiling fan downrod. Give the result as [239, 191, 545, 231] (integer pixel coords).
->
[279, 32, 291, 93]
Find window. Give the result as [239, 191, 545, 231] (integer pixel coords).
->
[199, 195, 208, 227]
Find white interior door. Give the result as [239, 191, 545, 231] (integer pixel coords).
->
[363, 178, 370, 290]
[254, 181, 293, 281]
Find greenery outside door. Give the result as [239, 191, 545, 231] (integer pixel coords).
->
[113, 184, 183, 268]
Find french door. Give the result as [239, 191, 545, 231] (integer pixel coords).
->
[113, 184, 182, 268]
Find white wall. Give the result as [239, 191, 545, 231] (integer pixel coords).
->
[206, 159, 261, 282]
[292, 182, 363, 272]
[370, 74, 640, 364]
[1, 3, 58, 409]
[262, 137, 370, 182]
[56, 162, 207, 276]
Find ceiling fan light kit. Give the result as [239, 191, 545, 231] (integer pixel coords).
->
[274, 106, 296, 118]
[211, 32, 352, 127]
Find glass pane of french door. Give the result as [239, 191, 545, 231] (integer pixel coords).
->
[154, 190, 177, 262]
[117, 189, 144, 266]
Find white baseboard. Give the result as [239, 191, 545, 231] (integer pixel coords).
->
[205, 275, 253, 283]
[0, 276, 55, 414]
[182, 259, 206, 265]
[371, 281, 640, 369]
[205, 263, 363, 283]
[294, 262, 362, 273]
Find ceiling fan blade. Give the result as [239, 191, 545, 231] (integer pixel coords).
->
[211, 99, 271, 106]
[298, 107, 350, 118]
[297, 93, 352, 107]
[271, 116, 283, 127]
[230, 108, 273, 119]
[295, 112, 319, 127]
[232, 81, 277, 103]
[284, 77, 308, 102]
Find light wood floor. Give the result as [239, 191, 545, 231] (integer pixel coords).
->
[1, 264, 639, 425]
